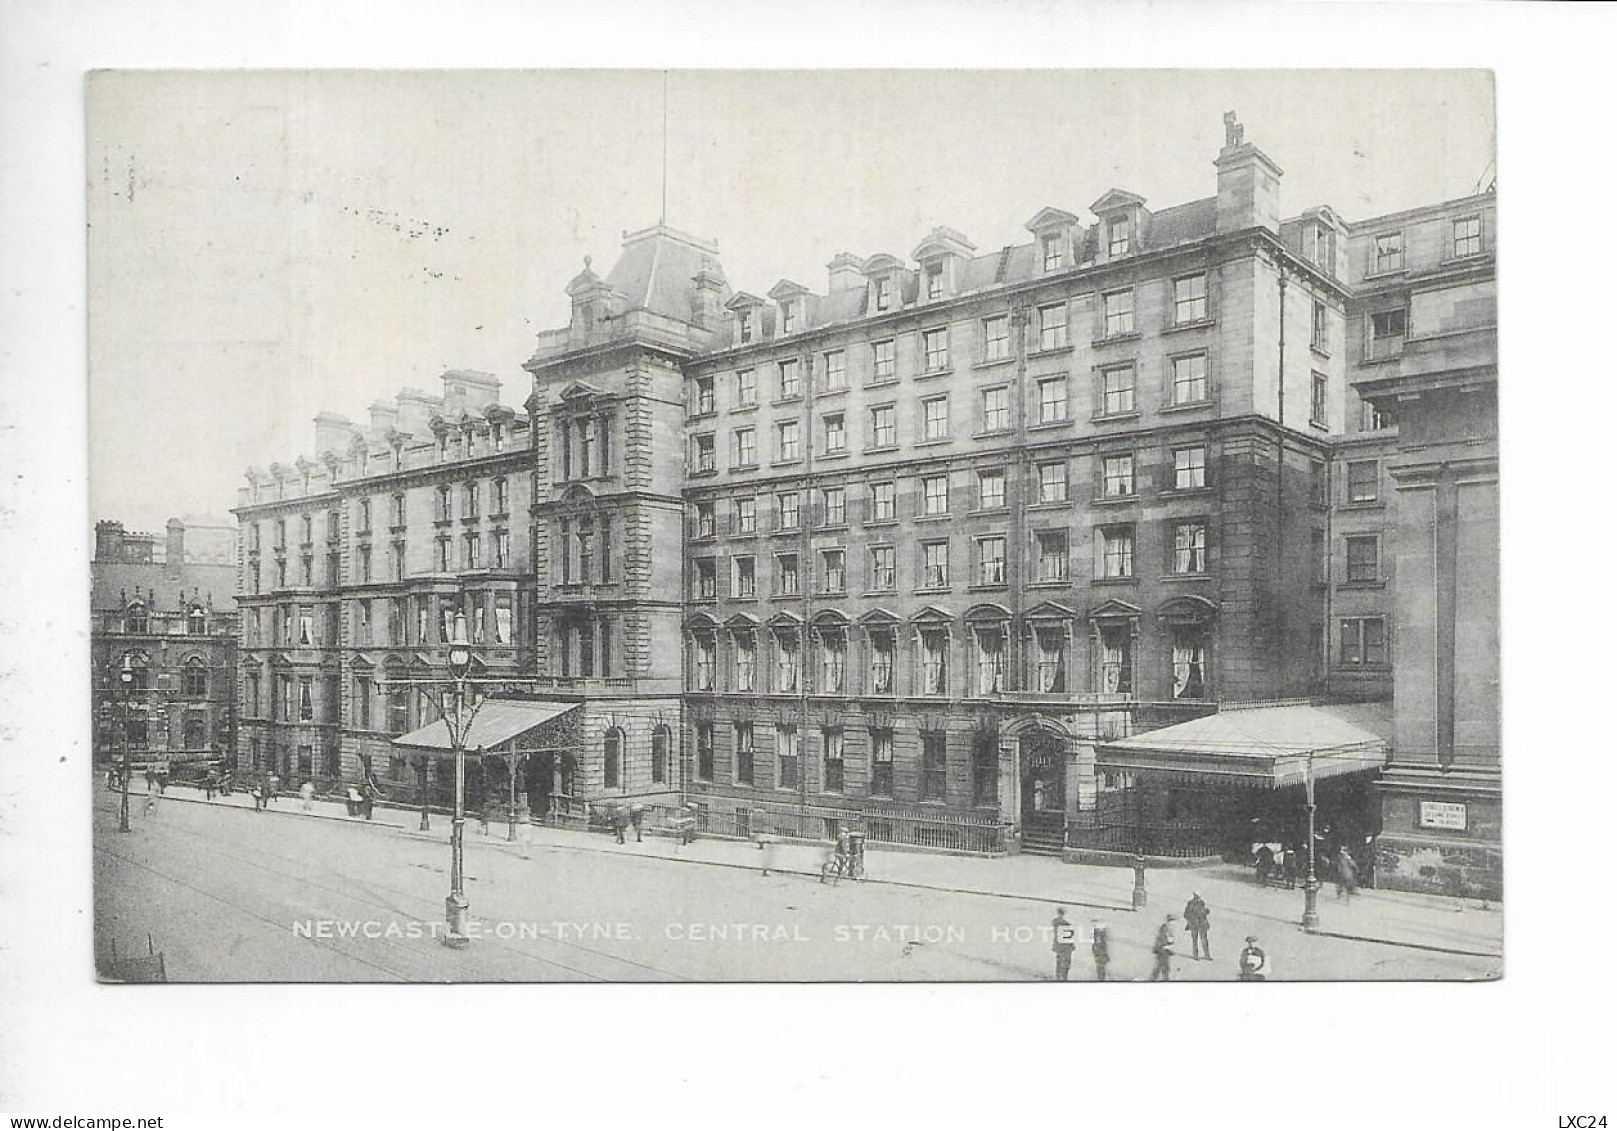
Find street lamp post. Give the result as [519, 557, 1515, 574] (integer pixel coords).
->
[1301, 749, 1321, 933]
[505, 752, 523, 843]
[117, 656, 134, 833]
[415, 756, 431, 832]
[443, 612, 474, 948]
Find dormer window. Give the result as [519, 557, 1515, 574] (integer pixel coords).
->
[780, 303, 796, 336]
[1042, 233, 1063, 272]
[874, 277, 893, 312]
[738, 310, 753, 344]
[1312, 224, 1336, 272]
[925, 264, 944, 300]
[1108, 218, 1130, 258]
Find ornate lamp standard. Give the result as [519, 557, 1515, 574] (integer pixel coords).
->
[117, 655, 134, 833]
[1301, 749, 1321, 933]
[443, 611, 475, 948]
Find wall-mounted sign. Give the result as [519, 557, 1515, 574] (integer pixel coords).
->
[1419, 800, 1468, 831]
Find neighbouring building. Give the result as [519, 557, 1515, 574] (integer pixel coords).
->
[230, 114, 1498, 894]
[91, 518, 239, 772]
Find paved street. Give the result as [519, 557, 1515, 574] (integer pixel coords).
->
[93, 787, 1502, 983]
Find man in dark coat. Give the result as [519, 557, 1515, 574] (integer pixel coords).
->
[1050, 908, 1076, 982]
[1335, 846, 1360, 899]
[1238, 935, 1268, 982]
[1150, 914, 1177, 981]
[1091, 921, 1111, 982]
[1183, 893, 1211, 960]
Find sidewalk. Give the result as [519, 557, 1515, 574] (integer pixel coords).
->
[150, 784, 1503, 960]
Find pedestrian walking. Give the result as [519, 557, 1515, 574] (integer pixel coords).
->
[1254, 843, 1275, 887]
[253, 776, 268, 812]
[266, 773, 281, 807]
[611, 805, 628, 844]
[219, 769, 234, 797]
[360, 782, 377, 821]
[629, 803, 646, 843]
[299, 780, 315, 812]
[756, 832, 780, 876]
[1091, 921, 1111, 982]
[1281, 845, 1298, 889]
[144, 767, 155, 795]
[1334, 846, 1359, 900]
[1183, 892, 1212, 960]
[1238, 935, 1268, 982]
[1050, 908, 1077, 982]
[478, 802, 491, 836]
[1150, 914, 1177, 982]
[204, 769, 218, 801]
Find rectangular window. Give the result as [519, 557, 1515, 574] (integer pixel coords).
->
[976, 536, 1006, 585]
[920, 734, 948, 802]
[1311, 372, 1329, 428]
[1369, 309, 1407, 359]
[1037, 377, 1068, 423]
[735, 723, 755, 785]
[870, 482, 896, 522]
[778, 359, 801, 400]
[922, 327, 949, 372]
[776, 553, 800, 595]
[1173, 275, 1208, 324]
[975, 627, 1006, 694]
[1172, 521, 1208, 574]
[868, 634, 896, 695]
[1102, 454, 1135, 498]
[922, 540, 949, 589]
[734, 630, 756, 690]
[822, 486, 846, 526]
[776, 420, 801, 461]
[1172, 354, 1208, 405]
[922, 395, 949, 441]
[922, 474, 949, 515]
[1036, 531, 1069, 582]
[695, 559, 716, 600]
[1101, 366, 1136, 416]
[1038, 304, 1068, 351]
[1108, 217, 1130, 258]
[1312, 299, 1329, 352]
[778, 727, 800, 791]
[736, 369, 756, 406]
[1362, 401, 1394, 432]
[870, 730, 894, 797]
[1373, 232, 1404, 274]
[694, 376, 715, 415]
[734, 497, 756, 534]
[733, 556, 756, 598]
[781, 303, 796, 336]
[821, 549, 846, 594]
[978, 469, 1005, 511]
[1042, 233, 1062, 271]
[1340, 617, 1388, 665]
[870, 546, 896, 590]
[869, 405, 896, 448]
[925, 264, 943, 300]
[874, 277, 893, 312]
[692, 633, 715, 689]
[1173, 446, 1207, 490]
[696, 502, 716, 539]
[1310, 459, 1328, 507]
[733, 427, 757, 467]
[1453, 215, 1482, 258]
[777, 491, 800, 530]
[983, 315, 1010, 361]
[823, 413, 846, 454]
[872, 339, 896, 382]
[981, 387, 1009, 432]
[694, 434, 716, 473]
[1099, 526, 1134, 579]
[697, 723, 715, 781]
[822, 730, 845, 793]
[1345, 535, 1380, 583]
[1037, 461, 1068, 504]
[1103, 289, 1135, 337]
[823, 350, 847, 390]
[818, 628, 846, 692]
[1347, 460, 1379, 503]
[920, 630, 948, 694]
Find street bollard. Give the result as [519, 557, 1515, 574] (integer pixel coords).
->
[1131, 853, 1148, 910]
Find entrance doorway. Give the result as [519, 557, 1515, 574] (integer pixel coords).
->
[1019, 732, 1067, 853]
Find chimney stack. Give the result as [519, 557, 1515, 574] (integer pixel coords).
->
[826, 252, 866, 294]
[1214, 111, 1283, 235]
[313, 411, 355, 456]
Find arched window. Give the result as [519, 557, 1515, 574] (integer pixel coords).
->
[181, 656, 208, 698]
[603, 727, 624, 790]
[188, 606, 207, 636]
[124, 602, 148, 635]
[651, 724, 670, 785]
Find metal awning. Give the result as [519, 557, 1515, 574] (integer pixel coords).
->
[391, 699, 578, 754]
[1094, 702, 1390, 788]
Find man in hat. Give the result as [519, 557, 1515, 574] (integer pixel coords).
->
[1050, 907, 1077, 982]
[1150, 914, 1177, 981]
[1239, 935, 1268, 982]
[1183, 892, 1212, 961]
[1091, 920, 1111, 982]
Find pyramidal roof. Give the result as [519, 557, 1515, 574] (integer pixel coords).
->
[603, 223, 730, 324]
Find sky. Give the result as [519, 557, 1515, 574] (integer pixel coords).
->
[87, 69, 1495, 532]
